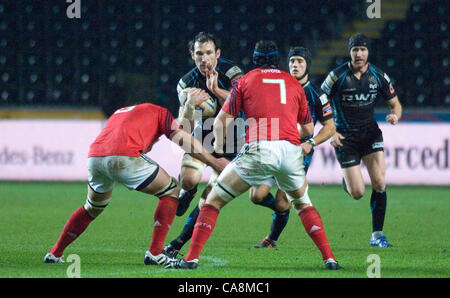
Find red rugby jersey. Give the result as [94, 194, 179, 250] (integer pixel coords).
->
[222, 68, 312, 145]
[88, 103, 180, 157]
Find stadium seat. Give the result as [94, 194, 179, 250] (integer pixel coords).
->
[1, 0, 444, 109]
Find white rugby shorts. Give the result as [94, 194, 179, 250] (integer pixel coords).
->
[87, 154, 159, 193]
[231, 140, 306, 191]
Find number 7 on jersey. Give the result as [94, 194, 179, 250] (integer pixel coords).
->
[262, 79, 286, 104]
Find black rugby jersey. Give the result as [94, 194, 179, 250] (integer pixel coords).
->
[302, 80, 333, 126]
[177, 58, 243, 117]
[177, 58, 244, 155]
[320, 62, 397, 132]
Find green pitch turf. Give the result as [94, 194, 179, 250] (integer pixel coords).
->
[0, 181, 448, 278]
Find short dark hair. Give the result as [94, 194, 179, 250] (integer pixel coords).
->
[253, 40, 279, 68]
[188, 32, 221, 53]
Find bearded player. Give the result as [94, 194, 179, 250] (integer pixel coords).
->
[166, 40, 340, 270]
[321, 33, 402, 247]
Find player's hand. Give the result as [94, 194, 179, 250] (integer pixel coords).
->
[386, 113, 399, 125]
[186, 88, 210, 107]
[301, 142, 313, 155]
[212, 157, 230, 173]
[330, 132, 345, 147]
[205, 64, 219, 93]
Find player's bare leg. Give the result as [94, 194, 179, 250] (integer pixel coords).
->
[286, 181, 340, 270]
[342, 165, 366, 199]
[362, 151, 392, 247]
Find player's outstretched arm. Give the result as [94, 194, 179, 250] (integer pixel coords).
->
[302, 118, 336, 154]
[169, 129, 229, 173]
[315, 118, 336, 145]
[213, 109, 236, 154]
[386, 96, 402, 125]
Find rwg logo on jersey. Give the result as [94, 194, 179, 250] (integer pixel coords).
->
[342, 93, 377, 102]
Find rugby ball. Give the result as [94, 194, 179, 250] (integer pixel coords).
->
[178, 88, 217, 118]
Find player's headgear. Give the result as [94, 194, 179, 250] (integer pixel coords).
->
[253, 40, 279, 68]
[288, 46, 312, 79]
[348, 33, 370, 52]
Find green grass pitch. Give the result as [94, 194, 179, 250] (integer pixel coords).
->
[0, 181, 448, 278]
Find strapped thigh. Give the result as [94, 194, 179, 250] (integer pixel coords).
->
[85, 196, 110, 211]
[154, 176, 179, 198]
[212, 181, 239, 203]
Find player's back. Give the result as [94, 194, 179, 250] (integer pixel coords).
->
[89, 103, 177, 157]
[229, 68, 310, 145]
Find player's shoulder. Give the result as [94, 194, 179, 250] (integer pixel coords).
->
[217, 58, 244, 80]
[321, 62, 349, 94]
[368, 63, 392, 83]
[303, 80, 321, 94]
[138, 102, 166, 113]
[217, 58, 240, 69]
[328, 62, 350, 79]
[178, 66, 200, 89]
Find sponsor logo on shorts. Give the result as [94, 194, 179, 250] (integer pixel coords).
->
[372, 142, 384, 149]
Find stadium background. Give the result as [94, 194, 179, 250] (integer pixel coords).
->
[0, 0, 448, 184]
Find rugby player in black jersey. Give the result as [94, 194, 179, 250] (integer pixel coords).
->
[320, 33, 402, 247]
[163, 32, 244, 257]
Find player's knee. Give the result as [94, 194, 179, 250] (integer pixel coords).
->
[274, 192, 291, 212]
[286, 187, 312, 213]
[371, 178, 386, 192]
[249, 186, 271, 205]
[181, 176, 199, 191]
[350, 188, 365, 200]
[249, 191, 265, 204]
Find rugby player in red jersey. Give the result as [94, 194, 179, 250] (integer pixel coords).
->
[43, 102, 229, 265]
[165, 41, 340, 270]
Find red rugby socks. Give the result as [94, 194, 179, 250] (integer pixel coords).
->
[149, 196, 178, 256]
[299, 206, 335, 261]
[49, 206, 94, 258]
[185, 204, 219, 261]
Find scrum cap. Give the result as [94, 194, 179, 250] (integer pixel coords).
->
[253, 40, 279, 68]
